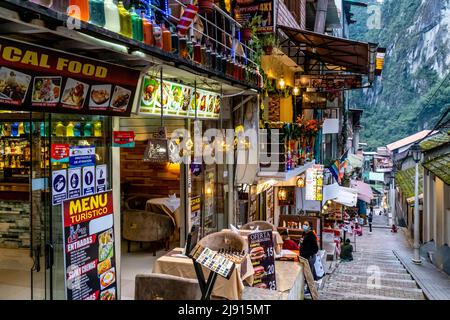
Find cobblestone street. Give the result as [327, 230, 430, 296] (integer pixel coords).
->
[319, 214, 427, 300]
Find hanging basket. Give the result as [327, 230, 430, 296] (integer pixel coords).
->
[241, 28, 253, 41]
[198, 0, 214, 13]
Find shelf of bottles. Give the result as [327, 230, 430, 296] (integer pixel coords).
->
[0, 122, 31, 181]
[27, 0, 261, 88]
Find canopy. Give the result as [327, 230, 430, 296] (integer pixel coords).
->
[351, 180, 374, 203]
[323, 183, 358, 207]
[278, 25, 377, 75]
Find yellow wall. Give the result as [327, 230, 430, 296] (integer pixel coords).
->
[280, 97, 293, 122]
[261, 55, 295, 88]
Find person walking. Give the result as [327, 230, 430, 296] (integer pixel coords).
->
[368, 211, 373, 233]
[300, 221, 319, 260]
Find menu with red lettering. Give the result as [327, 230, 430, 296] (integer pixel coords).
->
[62, 190, 117, 300]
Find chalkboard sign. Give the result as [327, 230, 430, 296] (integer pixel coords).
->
[143, 138, 168, 163]
[248, 230, 276, 290]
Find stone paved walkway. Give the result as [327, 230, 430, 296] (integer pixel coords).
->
[319, 222, 426, 300]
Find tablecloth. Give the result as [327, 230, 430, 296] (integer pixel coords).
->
[152, 248, 254, 300]
[146, 198, 181, 227]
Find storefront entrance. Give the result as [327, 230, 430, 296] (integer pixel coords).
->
[0, 111, 111, 299]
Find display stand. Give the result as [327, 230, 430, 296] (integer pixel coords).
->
[192, 259, 219, 300]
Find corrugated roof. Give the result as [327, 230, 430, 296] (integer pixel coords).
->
[422, 153, 450, 185]
[420, 131, 450, 152]
[396, 166, 423, 199]
[386, 130, 433, 152]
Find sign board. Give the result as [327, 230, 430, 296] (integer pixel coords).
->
[190, 196, 201, 227]
[248, 230, 276, 290]
[51, 144, 70, 163]
[375, 48, 386, 76]
[69, 146, 96, 168]
[297, 74, 363, 92]
[68, 167, 82, 199]
[138, 76, 221, 119]
[305, 165, 324, 201]
[113, 131, 135, 148]
[143, 138, 169, 163]
[82, 166, 95, 195]
[369, 171, 384, 182]
[0, 37, 139, 116]
[62, 191, 117, 300]
[233, 0, 274, 34]
[52, 169, 67, 206]
[96, 165, 108, 193]
[299, 256, 319, 300]
[322, 118, 339, 134]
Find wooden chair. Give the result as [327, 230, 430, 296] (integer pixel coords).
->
[135, 273, 201, 300]
[241, 220, 275, 231]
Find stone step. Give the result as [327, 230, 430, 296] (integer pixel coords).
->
[322, 281, 424, 299]
[331, 274, 419, 288]
[333, 270, 413, 281]
[319, 289, 424, 300]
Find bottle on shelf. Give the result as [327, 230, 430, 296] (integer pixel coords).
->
[118, 1, 132, 38]
[10, 156, 16, 169]
[162, 25, 172, 53]
[74, 122, 82, 137]
[68, 0, 90, 22]
[40, 122, 48, 137]
[10, 142, 15, 155]
[4, 141, 10, 155]
[179, 37, 187, 58]
[66, 122, 75, 137]
[186, 36, 193, 60]
[3, 123, 10, 137]
[83, 122, 93, 137]
[89, 0, 106, 27]
[93, 121, 102, 137]
[11, 122, 19, 137]
[18, 122, 25, 136]
[171, 27, 179, 54]
[55, 121, 66, 137]
[130, 5, 143, 41]
[104, 0, 120, 33]
[153, 23, 162, 48]
[142, 12, 154, 46]
[193, 37, 202, 64]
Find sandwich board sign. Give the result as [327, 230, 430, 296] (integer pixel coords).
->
[247, 230, 276, 290]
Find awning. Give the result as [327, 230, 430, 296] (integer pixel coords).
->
[422, 153, 450, 185]
[323, 183, 358, 207]
[351, 180, 374, 203]
[278, 25, 377, 76]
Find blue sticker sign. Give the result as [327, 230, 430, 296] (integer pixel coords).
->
[68, 167, 82, 199]
[69, 146, 96, 168]
[52, 169, 67, 205]
[82, 166, 95, 195]
[96, 164, 108, 193]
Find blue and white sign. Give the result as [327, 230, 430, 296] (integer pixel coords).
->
[82, 166, 95, 195]
[52, 169, 67, 206]
[68, 167, 82, 199]
[69, 146, 96, 168]
[96, 164, 108, 193]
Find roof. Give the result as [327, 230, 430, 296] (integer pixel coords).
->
[419, 131, 450, 152]
[396, 166, 423, 199]
[422, 153, 450, 185]
[386, 130, 433, 152]
[278, 25, 377, 75]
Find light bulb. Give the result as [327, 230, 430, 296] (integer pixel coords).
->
[279, 76, 285, 89]
[293, 86, 299, 95]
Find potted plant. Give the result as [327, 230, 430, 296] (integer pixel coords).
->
[198, 0, 214, 13]
[261, 34, 277, 55]
[241, 15, 262, 41]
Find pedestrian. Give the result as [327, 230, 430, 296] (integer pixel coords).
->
[300, 221, 319, 260]
[391, 224, 398, 233]
[368, 212, 373, 233]
[280, 229, 299, 251]
[340, 239, 353, 262]
[354, 222, 363, 236]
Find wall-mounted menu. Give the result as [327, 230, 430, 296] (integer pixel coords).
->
[0, 37, 139, 116]
[138, 76, 221, 119]
[62, 191, 117, 300]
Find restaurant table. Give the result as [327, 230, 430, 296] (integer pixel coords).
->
[152, 248, 255, 300]
[221, 229, 283, 254]
[241, 260, 304, 300]
[146, 197, 181, 227]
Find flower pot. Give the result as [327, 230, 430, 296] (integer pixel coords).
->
[198, 0, 214, 13]
[241, 28, 253, 41]
[263, 45, 273, 55]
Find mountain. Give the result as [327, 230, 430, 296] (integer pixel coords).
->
[348, 0, 450, 150]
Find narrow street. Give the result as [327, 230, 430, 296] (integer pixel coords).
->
[320, 214, 426, 300]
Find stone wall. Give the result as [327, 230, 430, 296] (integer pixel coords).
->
[0, 201, 30, 249]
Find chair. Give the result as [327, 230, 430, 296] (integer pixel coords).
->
[197, 231, 245, 252]
[122, 210, 175, 255]
[124, 195, 152, 211]
[241, 220, 275, 231]
[135, 273, 201, 300]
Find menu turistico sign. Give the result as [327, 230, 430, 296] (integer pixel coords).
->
[0, 37, 140, 116]
[62, 191, 117, 300]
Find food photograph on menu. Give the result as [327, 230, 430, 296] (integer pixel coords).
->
[89, 84, 112, 110]
[31, 76, 62, 106]
[61, 78, 89, 109]
[0, 67, 32, 105]
[110, 86, 131, 112]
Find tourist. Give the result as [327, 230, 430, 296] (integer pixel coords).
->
[368, 212, 373, 233]
[340, 239, 353, 262]
[280, 229, 299, 251]
[300, 221, 319, 260]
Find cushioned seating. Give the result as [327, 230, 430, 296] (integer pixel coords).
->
[197, 231, 245, 252]
[241, 220, 275, 231]
[125, 195, 152, 211]
[122, 210, 175, 255]
[135, 273, 201, 300]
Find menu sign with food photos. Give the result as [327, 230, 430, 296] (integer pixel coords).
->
[62, 191, 117, 300]
[138, 76, 221, 119]
[0, 37, 139, 116]
[248, 230, 276, 290]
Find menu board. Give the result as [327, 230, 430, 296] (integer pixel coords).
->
[190, 244, 236, 279]
[190, 196, 201, 227]
[248, 230, 276, 290]
[138, 76, 221, 119]
[233, 0, 274, 34]
[305, 165, 324, 201]
[0, 37, 139, 116]
[62, 191, 117, 300]
[298, 75, 363, 92]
